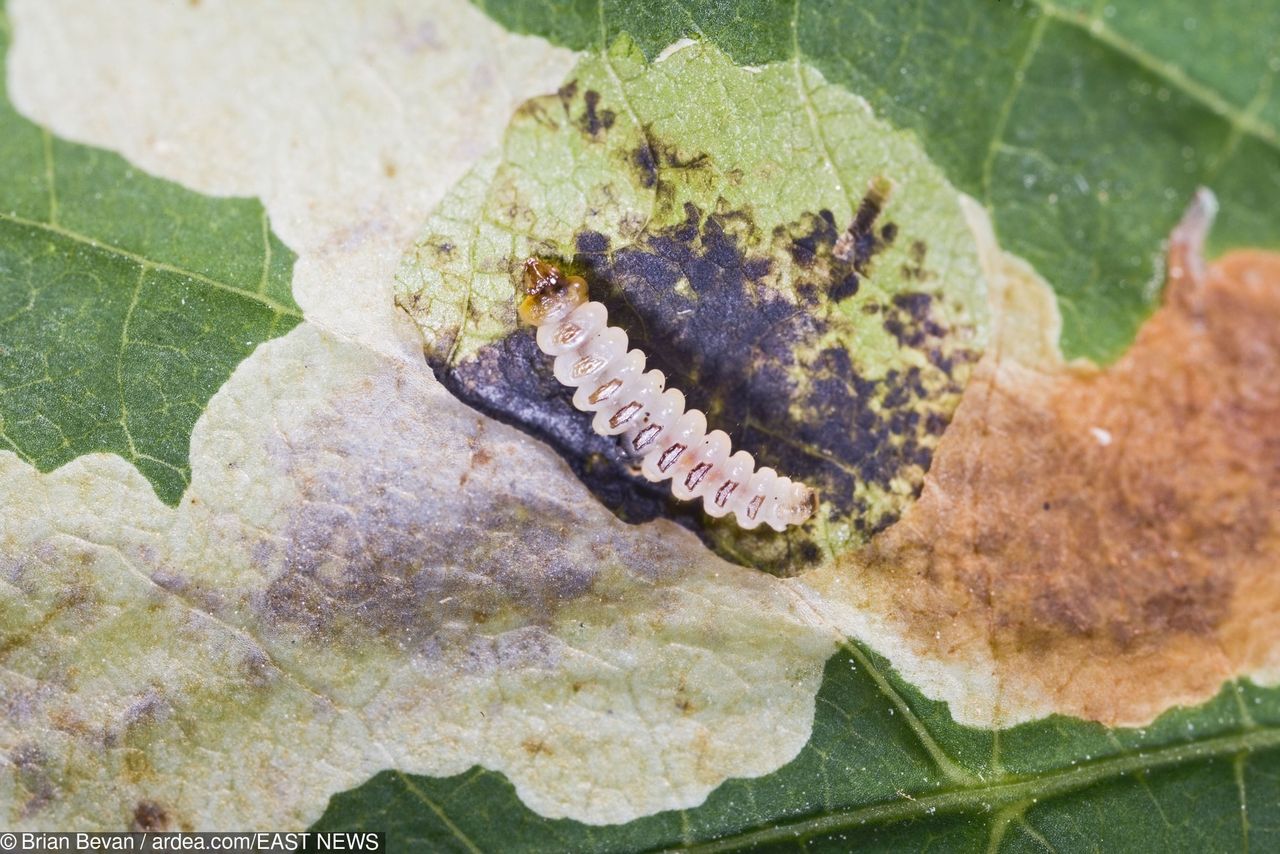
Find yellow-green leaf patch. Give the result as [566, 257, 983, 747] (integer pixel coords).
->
[396, 40, 988, 572]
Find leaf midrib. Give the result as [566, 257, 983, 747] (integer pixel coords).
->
[666, 723, 1280, 852]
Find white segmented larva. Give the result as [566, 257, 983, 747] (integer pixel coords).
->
[517, 257, 817, 531]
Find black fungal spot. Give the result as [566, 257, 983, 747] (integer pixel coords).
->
[579, 90, 616, 138]
[924, 411, 951, 435]
[799, 542, 823, 564]
[778, 202, 891, 306]
[829, 272, 860, 301]
[427, 177, 978, 573]
[655, 143, 712, 172]
[883, 291, 957, 350]
[622, 132, 724, 217]
[787, 208, 837, 267]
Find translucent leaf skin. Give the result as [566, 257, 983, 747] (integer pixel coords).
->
[3, 0, 846, 834]
[0, 2, 300, 504]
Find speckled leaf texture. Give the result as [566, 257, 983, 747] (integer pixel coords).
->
[2, 0, 1279, 852]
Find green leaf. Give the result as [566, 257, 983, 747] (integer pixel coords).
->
[314, 643, 1280, 852]
[395, 39, 988, 568]
[469, 0, 1280, 362]
[0, 3, 300, 504]
[4, 0, 1277, 847]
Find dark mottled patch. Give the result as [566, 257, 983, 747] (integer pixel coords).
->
[256, 367, 707, 656]
[575, 231, 611, 254]
[132, 800, 172, 831]
[11, 743, 55, 818]
[902, 239, 929, 280]
[780, 197, 892, 305]
[115, 690, 169, 745]
[432, 188, 975, 573]
[622, 133, 722, 216]
[786, 208, 837, 267]
[832, 182, 897, 275]
[883, 292, 947, 349]
[239, 648, 277, 689]
[631, 143, 658, 189]
[576, 89, 615, 138]
[261, 451, 600, 650]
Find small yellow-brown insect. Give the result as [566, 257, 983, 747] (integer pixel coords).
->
[518, 257, 817, 531]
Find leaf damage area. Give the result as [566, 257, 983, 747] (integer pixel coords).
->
[0, 326, 837, 830]
[435, 197, 977, 574]
[397, 43, 988, 574]
[857, 200, 1280, 724]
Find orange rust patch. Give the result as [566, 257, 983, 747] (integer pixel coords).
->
[860, 242, 1280, 726]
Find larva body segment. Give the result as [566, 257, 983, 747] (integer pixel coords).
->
[518, 257, 817, 531]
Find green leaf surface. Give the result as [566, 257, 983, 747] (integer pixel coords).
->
[470, 0, 1280, 361]
[315, 643, 1280, 852]
[0, 3, 300, 504]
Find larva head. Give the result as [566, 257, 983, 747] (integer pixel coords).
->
[789, 483, 819, 526]
[518, 257, 589, 326]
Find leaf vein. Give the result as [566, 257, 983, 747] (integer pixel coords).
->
[0, 212, 302, 318]
[1033, 0, 1279, 150]
[669, 728, 1280, 853]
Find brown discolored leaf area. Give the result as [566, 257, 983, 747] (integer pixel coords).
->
[861, 205, 1280, 724]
